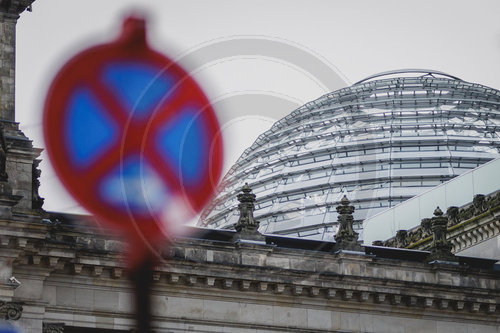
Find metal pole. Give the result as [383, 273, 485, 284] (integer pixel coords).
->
[129, 255, 154, 333]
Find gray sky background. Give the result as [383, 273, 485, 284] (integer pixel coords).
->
[14, 0, 500, 214]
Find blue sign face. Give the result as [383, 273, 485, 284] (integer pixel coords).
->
[62, 59, 213, 216]
[102, 62, 175, 119]
[0, 324, 21, 333]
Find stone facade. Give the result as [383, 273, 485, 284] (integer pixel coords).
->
[1, 210, 499, 332]
[0, 0, 42, 217]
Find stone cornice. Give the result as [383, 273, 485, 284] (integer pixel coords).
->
[3, 211, 499, 320]
[42, 322, 64, 333]
[0, 0, 34, 19]
[380, 190, 500, 253]
[8, 236, 500, 319]
[0, 220, 48, 239]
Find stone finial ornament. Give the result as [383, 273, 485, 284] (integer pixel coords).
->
[334, 195, 361, 250]
[234, 183, 263, 240]
[427, 207, 455, 262]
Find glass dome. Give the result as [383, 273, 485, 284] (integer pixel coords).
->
[199, 70, 500, 241]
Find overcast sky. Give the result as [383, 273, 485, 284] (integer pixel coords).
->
[14, 0, 500, 214]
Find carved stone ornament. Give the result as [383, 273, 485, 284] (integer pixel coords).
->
[380, 190, 500, 250]
[32, 159, 45, 210]
[43, 322, 65, 333]
[334, 195, 361, 250]
[0, 300, 23, 320]
[420, 218, 432, 235]
[427, 207, 455, 262]
[446, 206, 459, 226]
[234, 183, 263, 240]
[472, 194, 487, 214]
[395, 230, 408, 248]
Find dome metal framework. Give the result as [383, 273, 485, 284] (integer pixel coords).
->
[199, 71, 500, 240]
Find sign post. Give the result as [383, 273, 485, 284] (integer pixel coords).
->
[43, 16, 223, 332]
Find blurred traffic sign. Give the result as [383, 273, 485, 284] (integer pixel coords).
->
[0, 324, 20, 333]
[43, 16, 223, 263]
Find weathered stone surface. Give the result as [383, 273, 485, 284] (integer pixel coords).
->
[0, 18, 17, 121]
[272, 306, 307, 328]
[240, 303, 273, 326]
[1, 184, 499, 333]
[306, 308, 332, 330]
[382, 190, 500, 256]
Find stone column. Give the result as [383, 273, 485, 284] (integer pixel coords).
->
[0, 0, 35, 121]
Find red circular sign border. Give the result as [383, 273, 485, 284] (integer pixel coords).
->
[43, 18, 224, 248]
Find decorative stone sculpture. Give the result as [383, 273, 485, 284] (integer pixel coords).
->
[427, 207, 456, 262]
[395, 230, 408, 248]
[420, 218, 432, 235]
[234, 183, 264, 241]
[0, 300, 23, 320]
[446, 206, 459, 226]
[377, 190, 500, 253]
[334, 195, 362, 251]
[472, 194, 487, 214]
[32, 159, 45, 210]
[43, 322, 65, 333]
